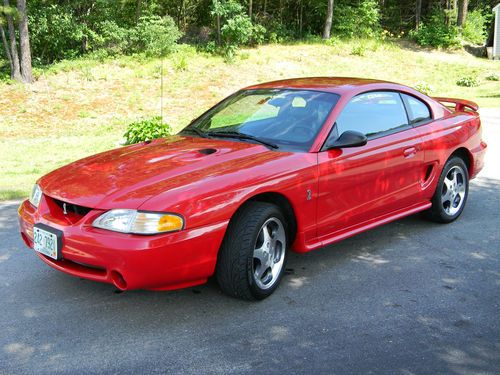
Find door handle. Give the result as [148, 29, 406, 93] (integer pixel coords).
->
[403, 147, 417, 158]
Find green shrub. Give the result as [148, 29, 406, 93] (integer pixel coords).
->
[129, 15, 181, 57]
[201, 41, 218, 54]
[123, 117, 172, 145]
[324, 36, 341, 47]
[414, 82, 434, 95]
[251, 24, 267, 45]
[332, 0, 380, 38]
[29, 5, 89, 63]
[266, 23, 295, 44]
[222, 19, 264, 60]
[485, 72, 499, 81]
[94, 20, 129, 55]
[239, 51, 250, 60]
[456, 76, 479, 87]
[351, 43, 367, 56]
[172, 54, 188, 71]
[221, 14, 254, 48]
[210, 0, 266, 60]
[410, 10, 460, 48]
[461, 9, 487, 45]
[29, 8, 181, 62]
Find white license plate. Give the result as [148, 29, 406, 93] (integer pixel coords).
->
[33, 225, 61, 260]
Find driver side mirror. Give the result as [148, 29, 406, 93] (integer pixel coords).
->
[326, 130, 367, 149]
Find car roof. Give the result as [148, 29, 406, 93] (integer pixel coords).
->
[243, 77, 404, 95]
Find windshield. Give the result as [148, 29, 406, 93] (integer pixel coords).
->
[181, 89, 340, 151]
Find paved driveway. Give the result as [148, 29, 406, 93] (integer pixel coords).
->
[0, 110, 499, 375]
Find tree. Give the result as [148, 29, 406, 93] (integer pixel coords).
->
[0, 22, 13, 72]
[17, 0, 33, 83]
[415, 0, 422, 30]
[0, 0, 32, 83]
[2, 0, 21, 80]
[457, 0, 469, 26]
[322, 0, 334, 39]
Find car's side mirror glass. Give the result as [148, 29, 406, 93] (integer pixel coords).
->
[326, 130, 368, 149]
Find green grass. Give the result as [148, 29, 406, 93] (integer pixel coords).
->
[1, 39, 499, 200]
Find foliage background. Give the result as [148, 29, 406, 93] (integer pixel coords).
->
[0, 0, 499, 199]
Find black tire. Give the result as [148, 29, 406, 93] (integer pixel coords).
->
[426, 156, 469, 223]
[216, 202, 289, 300]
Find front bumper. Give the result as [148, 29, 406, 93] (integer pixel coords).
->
[18, 198, 228, 291]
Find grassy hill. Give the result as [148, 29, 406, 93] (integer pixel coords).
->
[1, 39, 499, 201]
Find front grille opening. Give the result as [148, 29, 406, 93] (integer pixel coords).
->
[53, 199, 92, 217]
[44, 196, 93, 225]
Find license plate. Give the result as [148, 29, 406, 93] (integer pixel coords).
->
[33, 224, 63, 260]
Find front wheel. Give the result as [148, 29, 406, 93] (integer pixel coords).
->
[426, 157, 469, 223]
[216, 202, 288, 300]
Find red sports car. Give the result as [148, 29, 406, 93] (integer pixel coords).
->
[18, 77, 486, 300]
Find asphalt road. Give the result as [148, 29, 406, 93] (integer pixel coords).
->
[1, 109, 499, 375]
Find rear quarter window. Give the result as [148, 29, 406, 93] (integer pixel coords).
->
[402, 94, 432, 124]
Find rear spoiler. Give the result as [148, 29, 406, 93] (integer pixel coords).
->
[432, 97, 479, 112]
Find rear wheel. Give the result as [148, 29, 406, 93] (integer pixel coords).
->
[216, 202, 288, 300]
[426, 157, 469, 223]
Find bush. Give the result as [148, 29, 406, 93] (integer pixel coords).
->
[461, 9, 487, 45]
[210, 0, 266, 60]
[94, 20, 129, 55]
[332, 0, 380, 38]
[29, 5, 88, 63]
[123, 117, 172, 145]
[266, 23, 295, 44]
[456, 76, 479, 87]
[485, 72, 499, 81]
[251, 24, 267, 45]
[350, 43, 367, 56]
[29, 8, 181, 63]
[129, 15, 181, 57]
[414, 82, 434, 95]
[221, 14, 254, 48]
[410, 10, 460, 48]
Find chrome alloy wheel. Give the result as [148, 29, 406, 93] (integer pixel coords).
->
[252, 217, 286, 290]
[441, 166, 467, 216]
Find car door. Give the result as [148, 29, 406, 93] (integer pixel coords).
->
[316, 91, 424, 241]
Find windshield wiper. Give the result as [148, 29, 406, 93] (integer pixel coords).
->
[206, 131, 279, 149]
[182, 127, 209, 138]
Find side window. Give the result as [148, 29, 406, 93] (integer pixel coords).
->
[335, 91, 409, 138]
[402, 94, 432, 124]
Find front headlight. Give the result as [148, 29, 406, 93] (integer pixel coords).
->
[29, 184, 42, 208]
[92, 209, 184, 235]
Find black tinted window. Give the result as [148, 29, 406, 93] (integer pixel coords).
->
[335, 91, 409, 138]
[402, 94, 432, 124]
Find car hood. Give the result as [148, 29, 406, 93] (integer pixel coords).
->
[39, 136, 283, 209]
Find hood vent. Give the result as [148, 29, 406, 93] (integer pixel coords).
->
[198, 148, 217, 155]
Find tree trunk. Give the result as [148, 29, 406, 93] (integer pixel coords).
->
[457, 0, 469, 27]
[299, 1, 303, 37]
[135, 0, 142, 22]
[17, 0, 33, 83]
[3, 0, 21, 81]
[177, 0, 184, 28]
[415, 0, 422, 30]
[322, 0, 334, 39]
[248, 0, 253, 19]
[216, 14, 221, 45]
[0, 25, 13, 73]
